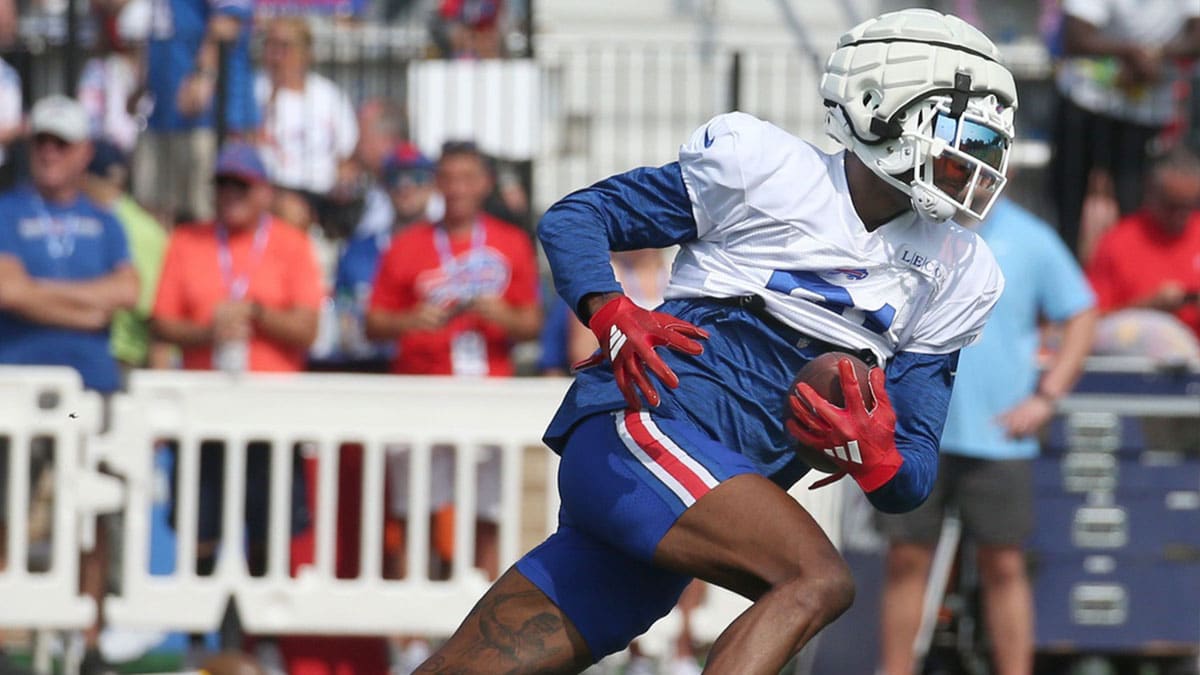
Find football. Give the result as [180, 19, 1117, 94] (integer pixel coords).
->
[788, 352, 876, 473]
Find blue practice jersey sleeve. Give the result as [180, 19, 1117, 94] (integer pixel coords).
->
[537, 162, 698, 318]
[868, 350, 958, 513]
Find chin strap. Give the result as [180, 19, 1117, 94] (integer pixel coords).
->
[909, 183, 958, 222]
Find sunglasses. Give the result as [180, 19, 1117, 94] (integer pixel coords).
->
[215, 176, 252, 191]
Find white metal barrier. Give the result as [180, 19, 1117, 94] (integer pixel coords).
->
[0, 367, 845, 653]
[0, 367, 115, 631]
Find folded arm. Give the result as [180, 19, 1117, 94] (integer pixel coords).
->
[0, 255, 137, 330]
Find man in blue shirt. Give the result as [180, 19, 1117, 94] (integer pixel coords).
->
[0, 94, 137, 674]
[0, 95, 138, 393]
[877, 197, 1097, 675]
[133, 0, 258, 223]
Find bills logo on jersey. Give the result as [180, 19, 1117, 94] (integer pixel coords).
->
[834, 268, 869, 281]
[417, 248, 512, 307]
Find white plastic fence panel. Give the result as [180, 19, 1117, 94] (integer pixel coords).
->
[100, 372, 571, 636]
[408, 59, 542, 161]
[0, 366, 104, 630]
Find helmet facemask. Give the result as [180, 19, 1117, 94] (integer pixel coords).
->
[905, 94, 1013, 221]
[819, 8, 1019, 223]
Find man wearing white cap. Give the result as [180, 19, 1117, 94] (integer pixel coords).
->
[0, 95, 138, 390]
[0, 94, 138, 673]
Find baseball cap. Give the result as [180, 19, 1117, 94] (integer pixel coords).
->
[30, 95, 90, 144]
[213, 142, 269, 184]
[383, 142, 435, 186]
[86, 139, 129, 178]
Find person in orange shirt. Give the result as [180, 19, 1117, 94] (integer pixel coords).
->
[1086, 149, 1200, 341]
[152, 142, 322, 583]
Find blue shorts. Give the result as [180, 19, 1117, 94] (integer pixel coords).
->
[515, 409, 759, 659]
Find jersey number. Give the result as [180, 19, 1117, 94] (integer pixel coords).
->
[767, 270, 896, 334]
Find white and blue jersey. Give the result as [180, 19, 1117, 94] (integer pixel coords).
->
[539, 113, 1005, 513]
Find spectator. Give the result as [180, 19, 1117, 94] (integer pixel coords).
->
[354, 98, 407, 182]
[77, 4, 145, 153]
[1086, 148, 1200, 341]
[366, 140, 540, 378]
[255, 16, 358, 230]
[365, 141, 540, 671]
[1051, 0, 1200, 255]
[82, 140, 170, 372]
[877, 196, 1097, 675]
[313, 143, 438, 372]
[434, 0, 504, 58]
[0, 49, 21, 190]
[0, 96, 138, 390]
[151, 142, 321, 580]
[0, 95, 139, 674]
[133, 0, 258, 224]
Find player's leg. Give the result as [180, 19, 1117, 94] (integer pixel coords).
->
[606, 411, 853, 674]
[418, 413, 701, 673]
[652, 475, 853, 673]
[878, 542, 935, 675]
[960, 458, 1034, 675]
[414, 566, 593, 674]
[874, 459, 950, 675]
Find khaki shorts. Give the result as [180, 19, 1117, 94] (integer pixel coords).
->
[876, 454, 1033, 547]
[132, 128, 216, 222]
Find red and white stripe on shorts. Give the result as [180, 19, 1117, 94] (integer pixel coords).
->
[614, 410, 719, 507]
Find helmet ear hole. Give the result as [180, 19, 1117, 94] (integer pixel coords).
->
[861, 88, 883, 111]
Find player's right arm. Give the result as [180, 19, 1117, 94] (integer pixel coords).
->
[538, 162, 698, 321]
[539, 162, 709, 409]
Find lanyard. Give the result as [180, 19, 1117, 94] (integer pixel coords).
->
[32, 191, 77, 260]
[432, 220, 487, 298]
[217, 217, 270, 301]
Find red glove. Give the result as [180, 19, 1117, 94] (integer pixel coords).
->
[785, 359, 903, 492]
[573, 295, 709, 410]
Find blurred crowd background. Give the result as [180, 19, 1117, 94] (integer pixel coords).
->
[1, 0, 1200, 674]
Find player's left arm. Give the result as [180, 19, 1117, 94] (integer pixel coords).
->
[787, 350, 955, 513]
[866, 350, 957, 513]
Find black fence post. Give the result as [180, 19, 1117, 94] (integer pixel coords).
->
[728, 50, 742, 112]
[64, 0, 80, 92]
[214, 40, 230, 146]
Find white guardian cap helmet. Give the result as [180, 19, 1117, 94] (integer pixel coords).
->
[821, 8, 1018, 222]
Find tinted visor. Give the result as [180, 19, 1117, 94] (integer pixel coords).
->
[932, 113, 1008, 171]
[931, 153, 974, 202]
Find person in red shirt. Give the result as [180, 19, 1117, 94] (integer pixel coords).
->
[1086, 149, 1200, 341]
[366, 140, 541, 376]
[366, 140, 540, 672]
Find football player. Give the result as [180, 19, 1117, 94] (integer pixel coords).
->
[419, 8, 1017, 674]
